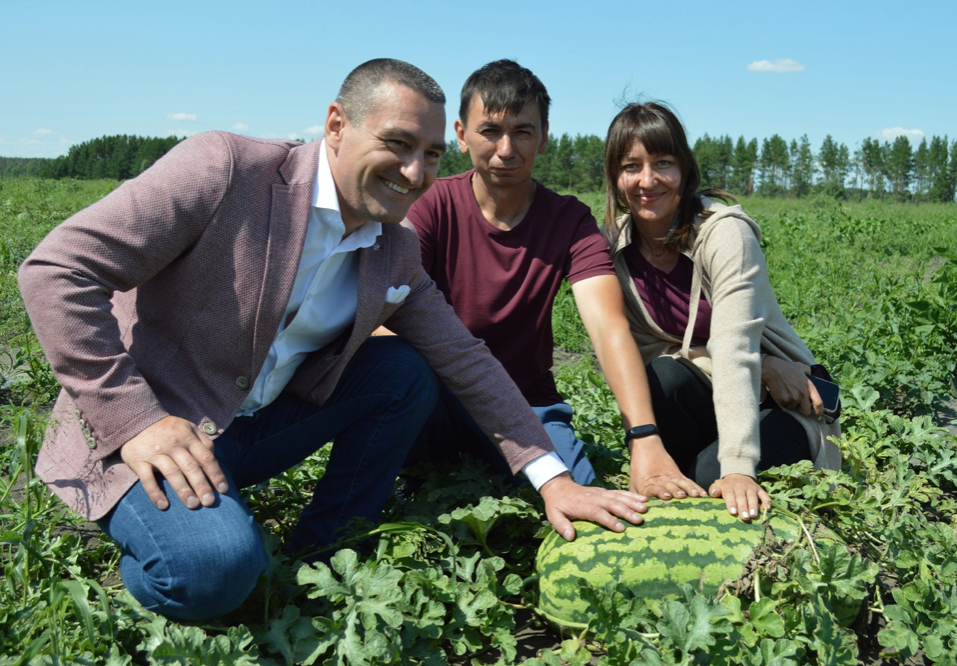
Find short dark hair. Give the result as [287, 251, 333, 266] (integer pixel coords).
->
[458, 59, 550, 128]
[336, 58, 445, 124]
[603, 101, 732, 251]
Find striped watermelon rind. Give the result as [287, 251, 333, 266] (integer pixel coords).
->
[535, 497, 802, 629]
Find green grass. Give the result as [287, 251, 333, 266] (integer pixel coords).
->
[2, 180, 957, 664]
[1, 178, 118, 346]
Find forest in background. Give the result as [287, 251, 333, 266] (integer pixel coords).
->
[0, 135, 182, 180]
[4, 130, 957, 203]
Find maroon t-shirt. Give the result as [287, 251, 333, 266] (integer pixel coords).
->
[407, 170, 614, 405]
[623, 242, 712, 343]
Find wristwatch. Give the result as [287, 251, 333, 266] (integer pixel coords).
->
[624, 424, 660, 445]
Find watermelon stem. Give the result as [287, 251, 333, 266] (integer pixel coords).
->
[798, 517, 821, 565]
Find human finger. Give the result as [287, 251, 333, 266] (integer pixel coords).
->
[724, 484, 751, 521]
[730, 476, 766, 521]
[711, 477, 750, 520]
[594, 488, 648, 523]
[129, 461, 170, 510]
[578, 503, 630, 533]
[807, 378, 824, 418]
[581, 490, 648, 529]
[152, 454, 204, 509]
[742, 485, 761, 521]
[190, 432, 229, 500]
[638, 480, 673, 500]
[672, 476, 707, 498]
[168, 445, 218, 508]
[157, 420, 225, 507]
[654, 478, 694, 500]
[545, 506, 578, 542]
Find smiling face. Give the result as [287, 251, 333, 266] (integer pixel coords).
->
[455, 94, 547, 189]
[325, 81, 446, 232]
[616, 140, 682, 230]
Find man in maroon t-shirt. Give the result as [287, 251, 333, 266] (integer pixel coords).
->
[382, 60, 675, 498]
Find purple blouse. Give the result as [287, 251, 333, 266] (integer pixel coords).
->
[623, 242, 712, 343]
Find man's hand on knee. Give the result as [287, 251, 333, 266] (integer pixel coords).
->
[540, 472, 647, 542]
[120, 415, 229, 510]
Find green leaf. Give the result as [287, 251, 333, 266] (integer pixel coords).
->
[878, 623, 920, 658]
[749, 598, 786, 638]
[61, 580, 97, 646]
[656, 594, 720, 657]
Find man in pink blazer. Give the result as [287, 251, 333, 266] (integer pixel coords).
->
[19, 59, 646, 621]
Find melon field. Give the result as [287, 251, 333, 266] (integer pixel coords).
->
[1, 178, 956, 665]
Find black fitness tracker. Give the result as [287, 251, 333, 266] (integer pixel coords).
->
[624, 424, 660, 444]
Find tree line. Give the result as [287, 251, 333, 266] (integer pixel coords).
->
[6, 131, 956, 203]
[694, 133, 957, 203]
[35, 135, 183, 180]
[439, 132, 957, 203]
[0, 157, 53, 178]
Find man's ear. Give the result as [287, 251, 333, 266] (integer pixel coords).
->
[454, 119, 469, 154]
[325, 102, 346, 150]
[538, 122, 549, 155]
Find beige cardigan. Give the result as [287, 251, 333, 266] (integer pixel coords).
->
[606, 198, 842, 479]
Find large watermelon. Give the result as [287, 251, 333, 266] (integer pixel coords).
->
[535, 497, 801, 629]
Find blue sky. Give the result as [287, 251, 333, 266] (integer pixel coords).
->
[2, 0, 954, 159]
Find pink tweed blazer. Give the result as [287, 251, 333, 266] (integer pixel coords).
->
[19, 131, 554, 520]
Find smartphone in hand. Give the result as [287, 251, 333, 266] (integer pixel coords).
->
[809, 374, 841, 423]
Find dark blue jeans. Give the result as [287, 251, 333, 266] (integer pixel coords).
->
[406, 384, 596, 485]
[97, 337, 439, 621]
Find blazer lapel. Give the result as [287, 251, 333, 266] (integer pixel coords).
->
[250, 141, 322, 367]
[352, 231, 391, 343]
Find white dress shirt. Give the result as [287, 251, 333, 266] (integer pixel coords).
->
[237, 140, 380, 416]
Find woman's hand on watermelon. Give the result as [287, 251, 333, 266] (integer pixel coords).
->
[540, 472, 648, 542]
[708, 474, 770, 521]
[628, 437, 706, 501]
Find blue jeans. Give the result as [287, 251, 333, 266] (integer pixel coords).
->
[97, 337, 439, 621]
[406, 385, 596, 485]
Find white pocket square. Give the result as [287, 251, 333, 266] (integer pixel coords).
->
[385, 285, 411, 304]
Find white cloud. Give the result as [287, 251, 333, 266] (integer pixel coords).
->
[876, 127, 925, 144]
[232, 122, 249, 131]
[34, 128, 55, 135]
[303, 125, 323, 135]
[747, 59, 806, 73]
[167, 112, 198, 122]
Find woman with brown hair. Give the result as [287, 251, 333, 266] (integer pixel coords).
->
[602, 102, 841, 520]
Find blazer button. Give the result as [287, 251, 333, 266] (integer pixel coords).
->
[82, 426, 92, 438]
[86, 436, 96, 450]
[201, 422, 217, 435]
[74, 409, 82, 419]
[236, 376, 250, 390]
